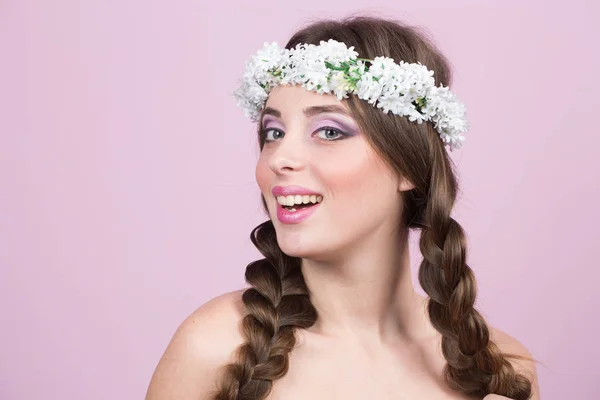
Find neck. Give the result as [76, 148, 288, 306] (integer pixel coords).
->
[301, 227, 427, 344]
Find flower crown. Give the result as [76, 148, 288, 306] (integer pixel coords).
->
[233, 39, 468, 151]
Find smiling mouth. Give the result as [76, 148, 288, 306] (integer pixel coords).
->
[276, 194, 323, 211]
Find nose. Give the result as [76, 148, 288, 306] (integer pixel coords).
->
[268, 132, 307, 174]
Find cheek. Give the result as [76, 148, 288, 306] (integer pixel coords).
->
[328, 149, 392, 192]
[255, 154, 271, 195]
[322, 148, 398, 215]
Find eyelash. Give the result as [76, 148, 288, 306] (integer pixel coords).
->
[259, 126, 348, 142]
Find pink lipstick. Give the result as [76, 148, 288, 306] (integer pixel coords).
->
[272, 185, 322, 224]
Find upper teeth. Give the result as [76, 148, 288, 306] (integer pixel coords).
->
[277, 194, 323, 207]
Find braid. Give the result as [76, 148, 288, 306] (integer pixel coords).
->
[417, 136, 532, 399]
[213, 221, 317, 400]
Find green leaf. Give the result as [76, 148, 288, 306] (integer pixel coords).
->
[324, 61, 346, 71]
[413, 97, 427, 112]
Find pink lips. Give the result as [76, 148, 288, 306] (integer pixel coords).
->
[272, 185, 322, 224]
[272, 185, 321, 197]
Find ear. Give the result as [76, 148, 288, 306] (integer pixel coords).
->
[397, 175, 416, 192]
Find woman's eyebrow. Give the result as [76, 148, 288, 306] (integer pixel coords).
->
[303, 105, 350, 117]
[261, 105, 350, 120]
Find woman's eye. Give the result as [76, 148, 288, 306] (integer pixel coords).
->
[260, 127, 346, 142]
[261, 128, 284, 142]
[316, 127, 345, 141]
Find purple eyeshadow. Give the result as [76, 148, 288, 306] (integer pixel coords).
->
[314, 119, 359, 136]
[260, 115, 360, 136]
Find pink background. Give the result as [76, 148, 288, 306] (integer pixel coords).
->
[1, 1, 599, 399]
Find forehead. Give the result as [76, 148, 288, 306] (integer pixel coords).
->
[264, 85, 349, 114]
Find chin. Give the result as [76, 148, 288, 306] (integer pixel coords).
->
[274, 230, 345, 262]
[275, 233, 317, 258]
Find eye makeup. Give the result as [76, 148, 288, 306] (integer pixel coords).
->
[310, 118, 359, 137]
[259, 112, 361, 139]
[260, 116, 282, 130]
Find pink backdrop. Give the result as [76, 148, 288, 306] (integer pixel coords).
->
[1, 1, 598, 398]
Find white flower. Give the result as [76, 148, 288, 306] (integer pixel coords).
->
[233, 81, 268, 122]
[244, 42, 287, 87]
[317, 39, 358, 63]
[355, 72, 384, 104]
[330, 71, 352, 100]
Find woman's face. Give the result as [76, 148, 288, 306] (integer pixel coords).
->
[255, 85, 409, 260]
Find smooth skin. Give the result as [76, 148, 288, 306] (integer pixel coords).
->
[146, 86, 539, 399]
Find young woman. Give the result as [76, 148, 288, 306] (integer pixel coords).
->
[146, 15, 539, 400]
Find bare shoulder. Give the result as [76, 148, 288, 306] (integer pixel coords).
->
[490, 327, 540, 399]
[145, 289, 246, 400]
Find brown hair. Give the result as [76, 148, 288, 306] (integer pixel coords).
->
[213, 15, 532, 400]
